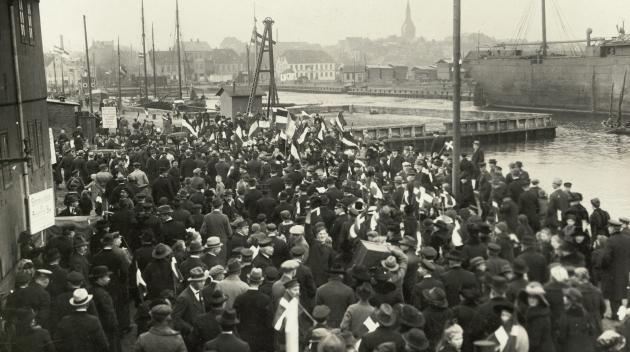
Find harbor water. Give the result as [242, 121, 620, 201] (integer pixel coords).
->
[268, 92, 630, 219]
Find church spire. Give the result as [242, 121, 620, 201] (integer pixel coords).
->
[401, 0, 416, 40]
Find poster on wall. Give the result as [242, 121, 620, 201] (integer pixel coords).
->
[28, 188, 55, 234]
[101, 106, 118, 129]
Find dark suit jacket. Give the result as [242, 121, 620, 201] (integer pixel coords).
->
[516, 248, 549, 284]
[204, 333, 251, 352]
[251, 253, 273, 270]
[315, 278, 355, 328]
[91, 284, 119, 334]
[243, 189, 263, 218]
[173, 286, 206, 335]
[160, 219, 187, 246]
[265, 176, 285, 199]
[233, 289, 274, 352]
[55, 311, 109, 352]
[441, 267, 478, 307]
[358, 326, 404, 352]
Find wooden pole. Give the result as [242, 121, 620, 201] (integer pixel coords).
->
[152, 23, 158, 98]
[176, 0, 183, 99]
[141, 0, 149, 102]
[117, 37, 122, 112]
[83, 15, 93, 114]
[618, 70, 627, 125]
[452, 0, 462, 199]
[541, 0, 547, 56]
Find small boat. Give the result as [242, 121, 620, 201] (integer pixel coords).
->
[606, 126, 630, 135]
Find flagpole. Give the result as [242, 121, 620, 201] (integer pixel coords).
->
[83, 15, 93, 114]
[452, 0, 462, 198]
[117, 37, 122, 112]
[60, 35, 65, 95]
[53, 57, 57, 92]
[175, 0, 183, 99]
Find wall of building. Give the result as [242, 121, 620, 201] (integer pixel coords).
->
[47, 101, 78, 136]
[0, 0, 53, 290]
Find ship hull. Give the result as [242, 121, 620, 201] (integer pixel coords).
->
[467, 55, 630, 114]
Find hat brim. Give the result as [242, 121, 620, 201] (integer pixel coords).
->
[152, 248, 173, 259]
[422, 290, 448, 308]
[403, 333, 430, 351]
[69, 294, 94, 306]
[381, 260, 400, 272]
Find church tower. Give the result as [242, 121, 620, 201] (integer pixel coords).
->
[401, 0, 416, 41]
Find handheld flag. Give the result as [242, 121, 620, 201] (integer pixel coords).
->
[182, 117, 198, 137]
[334, 111, 347, 132]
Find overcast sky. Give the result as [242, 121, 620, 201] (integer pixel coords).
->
[40, 0, 628, 52]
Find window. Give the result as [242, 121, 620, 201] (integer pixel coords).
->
[27, 120, 45, 170]
[0, 132, 11, 189]
[18, 0, 34, 45]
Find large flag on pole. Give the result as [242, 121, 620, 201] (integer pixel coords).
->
[273, 296, 300, 352]
[273, 107, 290, 126]
[182, 116, 198, 137]
[341, 131, 359, 148]
[334, 111, 347, 132]
[285, 113, 297, 140]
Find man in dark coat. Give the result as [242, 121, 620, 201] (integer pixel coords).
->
[90, 233, 130, 334]
[204, 309, 251, 352]
[179, 241, 207, 283]
[306, 230, 335, 287]
[89, 266, 120, 352]
[172, 267, 207, 344]
[157, 205, 187, 246]
[546, 178, 569, 230]
[246, 152, 263, 180]
[440, 250, 478, 307]
[602, 219, 630, 320]
[54, 288, 109, 352]
[315, 264, 355, 328]
[516, 236, 549, 284]
[252, 237, 274, 270]
[200, 199, 232, 261]
[151, 168, 175, 203]
[233, 268, 274, 352]
[265, 169, 285, 200]
[180, 150, 198, 178]
[358, 304, 405, 352]
[589, 198, 610, 237]
[291, 247, 317, 312]
[256, 188, 278, 220]
[145, 150, 160, 183]
[21, 269, 52, 329]
[243, 179, 263, 218]
[518, 179, 541, 232]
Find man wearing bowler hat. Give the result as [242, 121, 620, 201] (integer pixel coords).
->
[192, 289, 228, 349]
[54, 288, 109, 352]
[204, 308, 251, 352]
[315, 263, 354, 328]
[252, 236, 274, 270]
[233, 268, 274, 352]
[179, 241, 207, 283]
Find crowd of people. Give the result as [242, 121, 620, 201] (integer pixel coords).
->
[4, 110, 630, 352]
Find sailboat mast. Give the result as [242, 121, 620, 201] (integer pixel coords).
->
[60, 35, 65, 95]
[176, 0, 183, 99]
[141, 0, 149, 101]
[618, 70, 627, 125]
[83, 15, 93, 114]
[541, 0, 547, 56]
[117, 37, 122, 112]
[609, 82, 615, 117]
[152, 23, 157, 98]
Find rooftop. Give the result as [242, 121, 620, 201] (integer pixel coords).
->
[280, 50, 334, 64]
[216, 85, 265, 97]
[181, 40, 212, 52]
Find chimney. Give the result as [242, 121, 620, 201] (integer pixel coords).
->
[586, 28, 593, 47]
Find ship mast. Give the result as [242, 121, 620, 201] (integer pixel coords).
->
[141, 0, 149, 102]
[541, 0, 547, 56]
[176, 0, 183, 99]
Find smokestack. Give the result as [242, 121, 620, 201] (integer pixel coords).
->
[586, 28, 593, 47]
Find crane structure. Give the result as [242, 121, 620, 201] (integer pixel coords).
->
[246, 17, 278, 118]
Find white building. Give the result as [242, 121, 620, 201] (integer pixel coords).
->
[277, 50, 336, 82]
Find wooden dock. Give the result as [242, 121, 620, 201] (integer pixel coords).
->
[349, 115, 556, 150]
